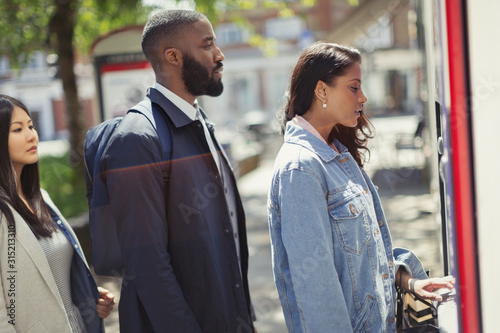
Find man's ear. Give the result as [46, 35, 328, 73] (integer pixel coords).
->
[314, 80, 328, 101]
[164, 48, 181, 66]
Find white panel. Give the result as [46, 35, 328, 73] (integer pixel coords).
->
[92, 29, 143, 56]
[101, 67, 155, 119]
[467, 1, 500, 332]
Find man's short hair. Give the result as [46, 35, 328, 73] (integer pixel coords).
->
[141, 10, 205, 63]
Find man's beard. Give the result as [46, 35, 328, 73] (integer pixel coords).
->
[182, 53, 224, 97]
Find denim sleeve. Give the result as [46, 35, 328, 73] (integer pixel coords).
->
[100, 114, 202, 332]
[393, 247, 429, 280]
[277, 168, 353, 333]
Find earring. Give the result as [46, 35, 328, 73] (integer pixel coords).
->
[322, 102, 327, 108]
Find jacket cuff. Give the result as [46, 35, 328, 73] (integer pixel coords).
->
[393, 247, 429, 280]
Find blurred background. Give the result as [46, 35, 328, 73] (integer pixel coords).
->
[0, 1, 445, 332]
[0, 0, 438, 211]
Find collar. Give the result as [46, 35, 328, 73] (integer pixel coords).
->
[154, 82, 199, 121]
[147, 86, 197, 129]
[292, 115, 329, 145]
[284, 121, 347, 163]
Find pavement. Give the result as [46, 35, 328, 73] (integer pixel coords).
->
[94, 118, 444, 332]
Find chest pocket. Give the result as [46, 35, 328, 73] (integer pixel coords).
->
[328, 189, 369, 255]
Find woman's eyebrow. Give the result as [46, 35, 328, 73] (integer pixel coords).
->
[10, 119, 32, 126]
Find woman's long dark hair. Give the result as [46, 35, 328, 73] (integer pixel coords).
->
[0, 95, 55, 238]
[279, 42, 374, 166]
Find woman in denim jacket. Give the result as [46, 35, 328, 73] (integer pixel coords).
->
[267, 43, 454, 332]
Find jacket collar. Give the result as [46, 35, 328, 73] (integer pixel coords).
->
[284, 121, 348, 163]
[11, 199, 64, 309]
[9, 190, 88, 311]
[147, 87, 194, 128]
[148, 87, 218, 133]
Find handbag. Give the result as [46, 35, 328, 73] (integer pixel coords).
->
[396, 272, 439, 333]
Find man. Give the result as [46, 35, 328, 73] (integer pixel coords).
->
[100, 10, 254, 332]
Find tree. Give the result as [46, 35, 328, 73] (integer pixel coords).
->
[0, 0, 151, 168]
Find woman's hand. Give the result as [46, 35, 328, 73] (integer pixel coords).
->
[411, 275, 455, 301]
[97, 287, 115, 319]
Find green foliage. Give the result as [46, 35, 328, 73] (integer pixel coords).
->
[0, 0, 153, 65]
[195, 0, 219, 23]
[211, 0, 316, 57]
[0, 0, 316, 64]
[75, 0, 152, 55]
[39, 154, 88, 219]
[0, 0, 55, 66]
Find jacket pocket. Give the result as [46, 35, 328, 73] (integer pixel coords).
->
[352, 295, 376, 333]
[328, 189, 369, 255]
[26, 321, 50, 333]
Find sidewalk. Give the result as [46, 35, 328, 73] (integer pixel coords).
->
[96, 135, 443, 332]
[237, 156, 287, 333]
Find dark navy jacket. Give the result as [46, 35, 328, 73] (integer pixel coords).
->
[100, 88, 253, 332]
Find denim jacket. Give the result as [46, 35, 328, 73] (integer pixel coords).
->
[267, 122, 428, 333]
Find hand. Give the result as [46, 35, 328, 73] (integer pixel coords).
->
[97, 287, 115, 319]
[412, 276, 455, 301]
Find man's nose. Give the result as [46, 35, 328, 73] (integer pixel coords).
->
[215, 46, 225, 62]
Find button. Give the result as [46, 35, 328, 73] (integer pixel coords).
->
[224, 229, 230, 233]
[74, 245, 79, 249]
[390, 317, 396, 324]
[349, 204, 356, 215]
[235, 284, 241, 288]
[225, 188, 228, 193]
[378, 220, 383, 227]
[388, 260, 393, 267]
[57, 220, 62, 225]
[230, 211, 234, 217]
[363, 189, 368, 194]
[374, 230, 380, 236]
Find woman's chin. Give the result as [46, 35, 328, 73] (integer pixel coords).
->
[340, 119, 358, 128]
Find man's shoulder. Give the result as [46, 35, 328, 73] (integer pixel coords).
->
[102, 111, 160, 159]
[116, 110, 156, 136]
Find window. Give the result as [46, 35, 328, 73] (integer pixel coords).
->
[265, 16, 305, 40]
[216, 23, 249, 46]
[226, 72, 259, 114]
